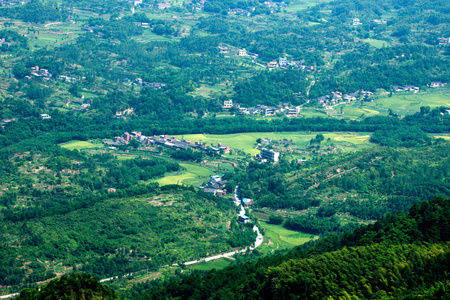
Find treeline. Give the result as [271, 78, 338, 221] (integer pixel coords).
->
[0, 0, 70, 23]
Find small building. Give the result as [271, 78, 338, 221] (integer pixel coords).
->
[40, 114, 51, 120]
[238, 48, 248, 56]
[238, 214, 251, 224]
[157, 2, 171, 9]
[285, 107, 300, 117]
[223, 99, 233, 108]
[429, 82, 447, 88]
[260, 148, 280, 162]
[267, 61, 279, 68]
[352, 18, 362, 26]
[242, 198, 254, 208]
[261, 138, 272, 146]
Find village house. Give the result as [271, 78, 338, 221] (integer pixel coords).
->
[393, 85, 419, 92]
[438, 37, 450, 44]
[157, 2, 171, 9]
[267, 61, 279, 68]
[429, 82, 447, 88]
[260, 148, 280, 162]
[261, 138, 272, 146]
[40, 114, 51, 120]
[285, 106, 300, 117]
[242, 198, 254, 208]
[218, 45, 229, 53]
[0, 38, 11, 47]
[352, 18, 362, 26]
[203, 175, 228, 196]
[223, 99, 233, 108]
[238, 214, 251, 224]
[238, 48, 248, 56]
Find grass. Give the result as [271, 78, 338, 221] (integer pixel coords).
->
[152, 163, 214, 186]
[366, 90, 450, 115]
[363, 38, 388, 48]
[60, 141, 103, 150]
[177, 132, 373, 156]
[258, 222, 318, 254]
[285, 0, 332, 12]
[189, 258, 232, 271]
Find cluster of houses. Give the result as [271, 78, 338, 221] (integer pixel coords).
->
[263, 1, 288, 7]
[392, 85, 420, 92]
[223, 100, 301, 117]
[229, 8, 251, 16]
[133, 78, 166, 89]
[318, 90, 374, 106]
[133, 0, 171, 9]
[428, 82, 447, 88]
[30, 66, 52, 79]
[0, 0, 30, 6]
[57, 75, 78, 82]
[236, 48, 259, 59]
[267, 57, 314, 71]
[133, 22, 154, 28]
[82, 25, 104, 33]
[202, 175, 228, 196]
[104, 132, 231, 155]
[260, 137, 294, 146]
[1, 118, 18, 128]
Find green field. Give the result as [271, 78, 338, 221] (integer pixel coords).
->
[285, 0, 332, 12]
[259, 222, 318, 254]
[367, 90, 450, 115]
[60, 140, 103, 150]
[153, 163, 214, 186]
[177, 132, 372, 155]
[189, 258, 232, 271]
[363, 38, 388, 48]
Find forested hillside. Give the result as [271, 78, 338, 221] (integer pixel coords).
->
[130, 197, 450, 299]
[0, 0, 449, 297]
[15, 197, 450, 299]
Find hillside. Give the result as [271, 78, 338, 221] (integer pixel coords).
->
[129, 196, 450, 299]
[14, 197, 450, 299]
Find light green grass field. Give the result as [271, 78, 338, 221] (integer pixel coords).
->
[177, 132, 372, 155]
[60, 141, 103, 150]
[338, 105, 380, 120]
[189, 258, 232, 271]
[259, 222, 318, 254]
[363, 38, 388, 48]
[285, 0, 332, 12]
[153, 163, 214, 186]
[367, 90, 450, 115]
